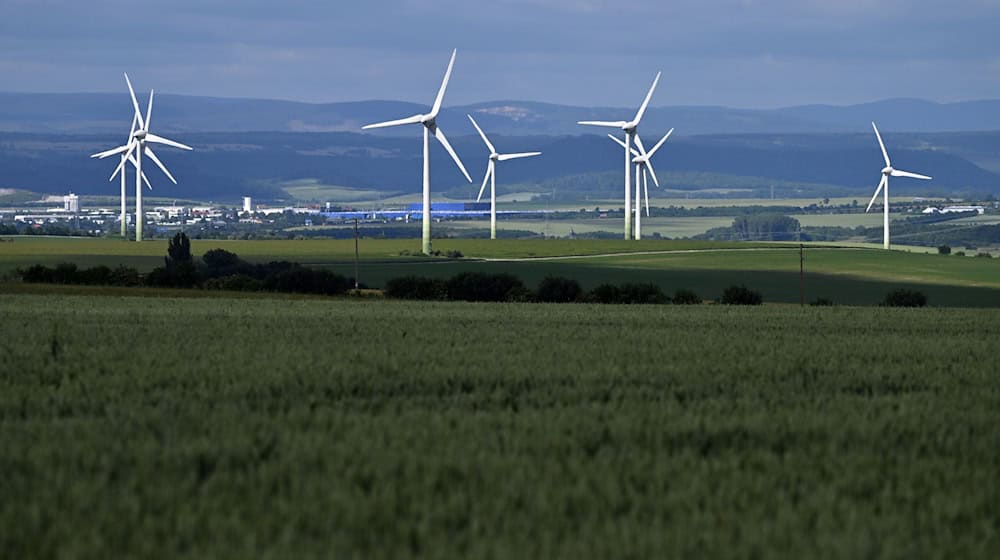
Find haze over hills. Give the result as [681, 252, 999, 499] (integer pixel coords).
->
[2, 130, 998, 202]
[2, 93, 1000, 136]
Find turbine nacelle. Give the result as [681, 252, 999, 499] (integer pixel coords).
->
[133, 130, 148, 141]
[882, 166, 893, 176]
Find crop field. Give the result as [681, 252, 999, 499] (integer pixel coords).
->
[4, 237, 1000, 306]
[1, 294, 998, 557]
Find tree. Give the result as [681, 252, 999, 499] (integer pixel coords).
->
[167, 232, 192, 264]
[720, 285, 763, 305]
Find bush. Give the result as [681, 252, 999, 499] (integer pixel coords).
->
[145, 262, 202, 289]
[536, 276, 583, 303]
[588, 283, 621, 304]
[672, 288, 701, 305]
[446, 250, 464, 259]
[937, 245, 951, 255]
[720, 285, 763, 306]
[18, 264, 55, 284]
[202, 248, 243, 270]
[204, 274, 263, 292]
[810, 297, 834, 306]
[955, 251, 966, 257]
[108, 266, 141, 287]
[882, 289, 928, 308]
[446, 272, 527, 302]
[617, 283, 669, 304]
[263, 266, 351, 296]
[384, 276, 447, 300]
[976, 252, 993, 258]
[52, 263, 79, 284]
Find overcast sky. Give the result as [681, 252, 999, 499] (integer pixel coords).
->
[2, 1, 998, 108]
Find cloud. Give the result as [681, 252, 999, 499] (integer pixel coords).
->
[0, 1, 998, 107]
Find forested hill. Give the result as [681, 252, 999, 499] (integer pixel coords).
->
[1, 93, 1000, 136]
[1, 130, 998, 201]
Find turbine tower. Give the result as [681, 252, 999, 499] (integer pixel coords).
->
[608, 129, 673, 240]
[866, 122, 932, 250]
[362, 49, 472, 255]
[92, 73, 192, 241]
[578, 72, 661, 240]
[467, 115, 541, 240]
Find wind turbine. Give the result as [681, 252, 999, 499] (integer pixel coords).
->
[866, 122, 932, 250]
[362, 49, 472, 255]
[467, 115, 541, 240]
[92, 112, 151, 238]
[578, 72, 661, 240]
[608, 129, 673, 240]
[92, 73, 193, 241]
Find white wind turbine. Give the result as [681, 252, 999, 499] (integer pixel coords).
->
[578, 72, 661, 240]
[866, 122, 932, 250]
[91, 73, 193, 241]
[608, 129, 673, 240]
[93, 112, 151, 238]
[467, 115, 541, 240]
[362, 49, 472, 255]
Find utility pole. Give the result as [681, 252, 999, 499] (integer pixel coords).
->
[799, 243, 805, 306]
[354, 218, 360, 290]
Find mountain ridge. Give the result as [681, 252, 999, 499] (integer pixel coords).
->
[2, 93, 1000, 136]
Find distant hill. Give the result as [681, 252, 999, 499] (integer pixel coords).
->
[2, 93, 1000, 136]
[1, 130, 997, 202]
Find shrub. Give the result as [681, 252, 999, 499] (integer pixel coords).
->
[145, 262, 202, 289]
[446, 250, 464, 259]
[263, 266, 351, 296]
[588, 283, 621, 304]
[672, 288, 701, 305]
[76, 265, 112, 285]
[108, 266, 141, 287]
[617, 283, 669, 304]
[955, 251, 966, 257]
[204, 274, 263, 292]
[720, 285, 763, 306]
[18, 264, 55, 284]
[446, 272, 527, 302]
[810, 297, 834, 306]
[202, 248, 243, 270]
[52, 263, 79, 284]
[937, 245, 951, 255]
[976, 252, 993, 258]
[384, 276, 447, 300]
[882, 289, 928, 308]
[536, 276, 583, 303]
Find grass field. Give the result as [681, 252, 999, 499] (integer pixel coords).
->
[4, 236, 1000, 306]
[1, 294, 997, 557]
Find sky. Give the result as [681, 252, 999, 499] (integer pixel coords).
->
[2, 0, 999, 109]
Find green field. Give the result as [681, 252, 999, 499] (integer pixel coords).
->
[4, 237, 999, 307]
[1, 294, 997, 557]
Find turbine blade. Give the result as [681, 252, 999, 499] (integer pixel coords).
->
[891, 169, 932, 181]
[124, 72, 145, 129]
[646, 160, 660, 188]
[145, 147, 177, 184]
[648, 128, 674, 156]
[476, 161, 492, 202]
[362, 114, 424, 130]
[578, 120, 628, 128]
[91, 143, 132, 159]
[142, 170, 152, 191]
[145, 89, 154, 132]
[634, 134, 649, 157]
[606, 134, 640, 157]
[866, 176, 886, 213]
[872, 121, 891, 168]
[144, 133, 193, 151]
[467, 114, 496, 153]
[632, 71, 661, 124]
[430, 49, 457, 118]
[109, 155, 128, 182]
[433, 126, 472, 183]
[497, 152, 541, 162]
[643, 169, 650, 216]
